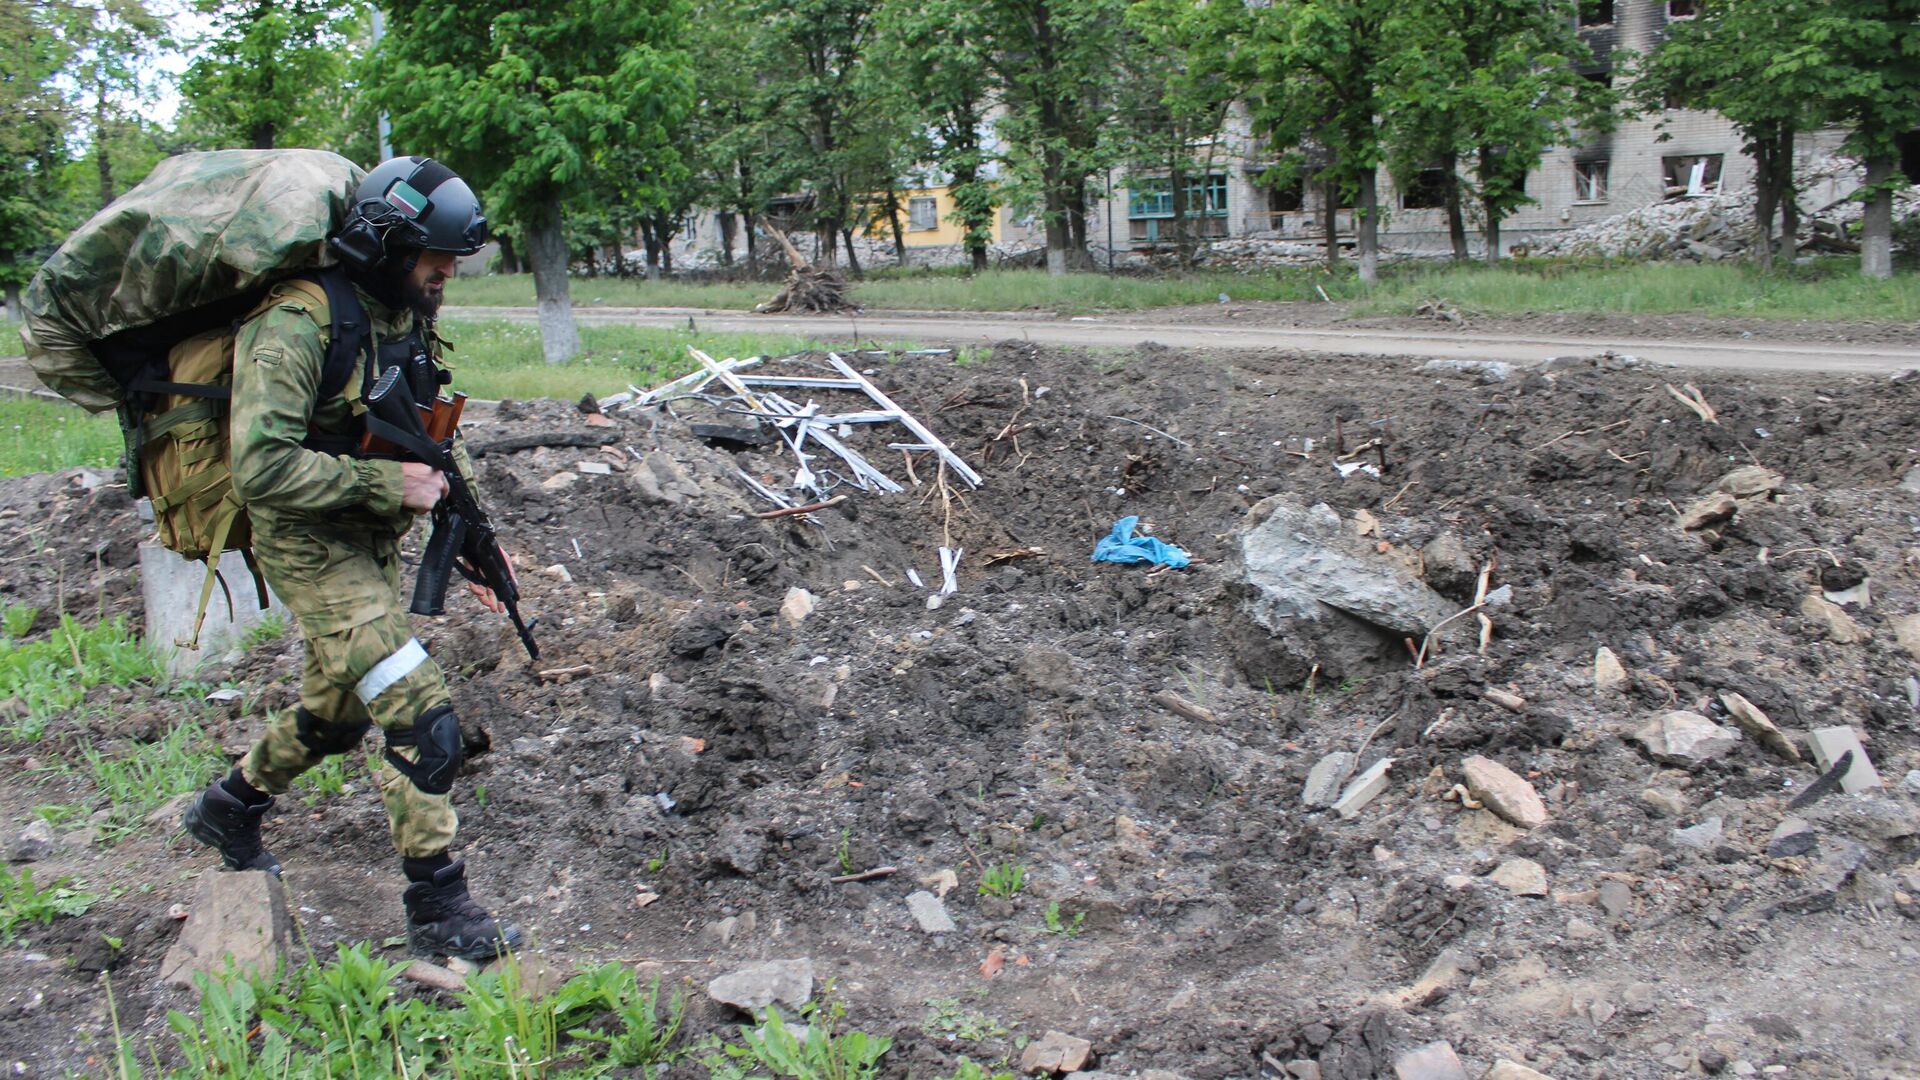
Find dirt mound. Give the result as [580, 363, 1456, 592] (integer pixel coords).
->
[6, 343, 1920, 1078]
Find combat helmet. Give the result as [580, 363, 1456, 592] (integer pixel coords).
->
[330, 156, 487, 273]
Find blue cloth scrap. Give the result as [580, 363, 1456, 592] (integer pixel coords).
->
[1092, 516, 1191, 568]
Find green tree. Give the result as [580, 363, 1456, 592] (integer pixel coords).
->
[985, 0, 1125, 275]
[873, 0, 1001, 271]
[1237, 0, 1397, 282]
[1634, 0, 1819, 269]
[1384, 0, 1606, 264]
[1774, 0, 1920, 277]
[54, 0, 167, 210]
[0, 1, 73, 319]
[179, 0, 367, 151]
[371, 0, 694, 362]
[1115, 0, 1245, 269]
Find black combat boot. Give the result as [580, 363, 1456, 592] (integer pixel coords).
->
[402, 858, 524, 961]
[182, 773, 282, 875]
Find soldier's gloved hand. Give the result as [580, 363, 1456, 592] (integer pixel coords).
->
[400, 462, 449, 515]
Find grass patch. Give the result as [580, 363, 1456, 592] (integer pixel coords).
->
[0, 396, 122, 477]
[1, 317, 21, 354]
[0, 866, 98, 943]
[1352, 258, 1920, 322]
[448, 259, 1919, 321]
[115, 946, 691, 1078]
[439, 320, 909, 401]
[0, 609, 164, 741]
[81, 721, 223, 842]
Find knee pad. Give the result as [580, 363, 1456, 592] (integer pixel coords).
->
[384, 703, 464, 796]
[294, 707, 372, 757]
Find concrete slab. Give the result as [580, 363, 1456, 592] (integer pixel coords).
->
[140, 541, 288, 675]
[1807, 726, 1881, 793]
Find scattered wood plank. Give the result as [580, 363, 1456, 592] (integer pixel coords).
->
[535, 664, 594, 683]
[830, 866, 898, 884]
[755, 495, 849, 519]
[400, 959, 467, 993]
[1152, 690, 1219, 725]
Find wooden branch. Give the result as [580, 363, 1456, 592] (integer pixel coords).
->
[830, 866, 898, 883]
[755, 495, 849, 519]
[1153, 690, 1219, 725]
[470, 431, 619, 457]
[759, 217, 811, 272]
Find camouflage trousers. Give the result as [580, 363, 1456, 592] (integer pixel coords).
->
[239, 528, 457, 858]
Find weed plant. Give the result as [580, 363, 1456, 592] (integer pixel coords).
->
[81, 721, 223, 842]
[0, 609, 163, 740]
[978, 861, 1026, 900]
[0, 866, 98, 942]
[704, 999, 891, 1080]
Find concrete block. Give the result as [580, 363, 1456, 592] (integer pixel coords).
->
[1333, 758, 1394, 819]
[159, 869, 290, 989]
[140, 541, 287, 675]
[1302, 752, 1357, 808]
[1807, 726, 1880, 793]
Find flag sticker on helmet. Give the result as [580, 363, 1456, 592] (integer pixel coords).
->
[385, 179, 429, 218]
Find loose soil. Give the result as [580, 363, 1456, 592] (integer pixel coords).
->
[3, 341, 1919, 1079]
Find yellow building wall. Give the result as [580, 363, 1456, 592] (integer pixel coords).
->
[864, 187, 1000, 247]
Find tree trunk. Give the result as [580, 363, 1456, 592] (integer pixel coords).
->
[842, 227, 863, 278]
[1861, 156, 1894, 279]
[718, 212, 737, 268]
[884, 188, 907, 267]
[640, 220, 662, 280]
[250, 120, 274, 151]
[496, 234, 519, 274]
[1356, 168, 1379, 285]
[1441, 151, 1469, 262]
[1044, 184, 1070, 277]
[1751, 139, 1778, 272]
[3, 282, 20, 323]
[523, 197, 581, 363]
[1171, 159, 1190, 270]
[1779, 164, 1800, 265]
[94, 85, 113, 209]
[1322, 176, 1340, 271]
[1066, 175, 1091, 270]
[1482, 196, 1502, 266]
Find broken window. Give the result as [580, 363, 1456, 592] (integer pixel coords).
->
[908, 196, 939, 231]
[1267, 182, 1304, 212]
[1667, 0, 1697, 16]
[1579, 0, 1613, 26]
[1401, 168, 1449, 210]
[1128, 174, 1229, 219]
[1574, 160, 1609, 202]
[1662, 154, 1723, 198]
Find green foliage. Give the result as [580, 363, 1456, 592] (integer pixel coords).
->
[0, 397, 125, 477]
[0, 1, 71, 294]
[178, 0, 370, 154]
[0, 613, 163, 741]
[707, 1000, 891, 1080]
[923, 997, 1009, 1042]
[131, 947, 691, 1077]
[836, 827, 856, 875]
[0, 866, 99, 943]
[238, 613, 287, 653]
[935, 1059, 1017, 1080]
[978, 861, 1026, 900]
[1040, 900, 1085, 937]
[82, 722, 224, 842]
[292, 750, 362, 806]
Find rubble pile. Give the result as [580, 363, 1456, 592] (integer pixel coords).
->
[1527, 155, 1920, 262]
[5, 342, 1920, 1078]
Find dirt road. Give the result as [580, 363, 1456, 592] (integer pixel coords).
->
[445, 304, 1920, 373]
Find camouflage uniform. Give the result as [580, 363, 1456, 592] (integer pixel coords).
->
[227, 281, 476, 858]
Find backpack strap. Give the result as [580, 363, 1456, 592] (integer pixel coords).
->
[303, 266, 373, 402]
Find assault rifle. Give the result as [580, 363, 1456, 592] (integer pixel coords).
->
[362, 365, 540, 660]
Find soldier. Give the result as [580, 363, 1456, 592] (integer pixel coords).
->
[182, 156, 522, 961]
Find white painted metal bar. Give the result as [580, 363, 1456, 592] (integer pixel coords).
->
[826, 353, 983, 487]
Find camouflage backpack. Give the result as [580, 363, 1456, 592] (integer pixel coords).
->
[22, 150, 373, 647]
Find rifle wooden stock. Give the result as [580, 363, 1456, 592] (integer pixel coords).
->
[359, 392, 467, 456]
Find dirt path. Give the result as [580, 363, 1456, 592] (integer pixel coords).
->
[443, 305, 1920, 374]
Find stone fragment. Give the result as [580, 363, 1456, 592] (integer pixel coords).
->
[1489, 858, 1549, 896]
[1418, 359, 1512, 383]
[779, 588, 817, 627]
[1718, 693, 1799, 761]
[1302, 752, 1357, 808]
[1483, 688, 1526, 713]
[1800, 595, 1870, 644]
[1714, 466, 1782, 498]
[1237, 496, 1458, 636]
[1672, 817, 1724, 851]
[1678, 493, 1738, 531]
[1461, 756, 1547, 829]
[706, 959, 814, 1011]
[1800, 792, 1919, 841]
[1893, 614, 1920, 663]
[1699, 1049, 1729, 1075]
[1806, 726, 1880, 793]
[1633, 711, 1740, 766]
[575, 460, 612, 476]
[1593, 647, 1627, 693]
[7, 819, 55, 863]
[1596, 880, 1633, 919]
[905, 891, 957, 934]
[1766, 818, 1816, 858]
[1641, 788, 1689, 817]
[147, 792, 196, 828]
[159, 870, 290, 989]
[1486, 1062, 1556, 1080]
[1565, 917, 1604, 942]
[1393, 1040, 1468, 1080]
[1019, 1031, 1094, 1074]
[1333, 758, 1394, 820]
[540, 471, 579, 493]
